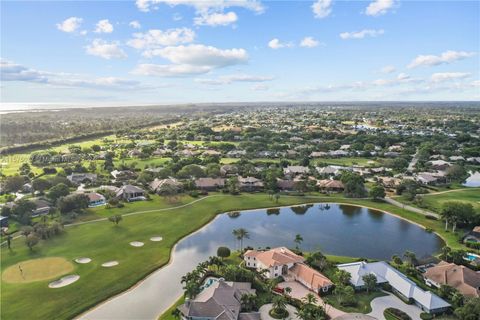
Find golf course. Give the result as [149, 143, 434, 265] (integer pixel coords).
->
[0, 193, 474, 320]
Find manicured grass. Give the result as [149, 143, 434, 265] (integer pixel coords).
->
[0, 193, 466, 320]
[0, 193, 328, 320]
[325, 290, 387, 314]
[158, 295, 185, 320]
[113, 157, 172, 169]
[1, 257, 74, 283]
[314, 157, 377, 166]
[409, 188, 480, 212]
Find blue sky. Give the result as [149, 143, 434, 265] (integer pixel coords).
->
[1, 0, 479, 105]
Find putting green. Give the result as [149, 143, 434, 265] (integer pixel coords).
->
[2, 257, 74, 284]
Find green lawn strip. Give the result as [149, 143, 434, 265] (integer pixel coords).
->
[158, 295, 185, 320]
[397, 188, 480, 213]
[314, 157, 377, 167]
[324, 290, 387, 314]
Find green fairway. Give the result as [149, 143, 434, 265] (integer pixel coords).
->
[0, 193, 465, 320]
[397, 188, 480, 213]
[314, 157, 377, 166]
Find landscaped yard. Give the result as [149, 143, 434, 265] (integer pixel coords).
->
[324, 290, 387, 314]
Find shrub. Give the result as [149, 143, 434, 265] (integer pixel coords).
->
[425, 215, 438, 220]
[217, 246, 231, 259]
[384, 307, 411, 320]
[420, 313, 433, 320]
[189, 190, 199, 198]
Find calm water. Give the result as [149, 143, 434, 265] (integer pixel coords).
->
[463, 171, 480, 187]
[81, 204, 443, 320]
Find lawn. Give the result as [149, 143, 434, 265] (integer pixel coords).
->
[324, 290, 387, 314]
[0, 193, 468, 320]
[396, 188, 480, 213]
[314, 157, 377, 167]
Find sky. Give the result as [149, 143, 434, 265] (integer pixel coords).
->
[1, 0, 479, 106]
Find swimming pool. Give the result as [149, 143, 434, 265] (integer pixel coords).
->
[464, 253, 480, 261]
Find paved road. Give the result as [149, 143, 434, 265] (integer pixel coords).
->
[368, 293, 422, 320]
[384, 197, 439, 219]
[407, 149, 419, 172]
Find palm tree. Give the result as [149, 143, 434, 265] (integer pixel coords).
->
[284, 286, 292, 297]
[232, 228, 250, 251]
[302, 293, 318, 305]
[441, 246, 451, 261]
[403, 250, 417, 267]
[240, 293, 257, 312]
[272, 295, 287, 316]
[294, 234, 304, 250]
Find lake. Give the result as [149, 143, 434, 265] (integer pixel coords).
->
[463, 171, 480, 187]
[80, 203, 443, 320]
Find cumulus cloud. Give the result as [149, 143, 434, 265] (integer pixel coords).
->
[373, 72, 420, 86]
[300, 37, 321, 48]
[365, 0, 395, 16]
[56, 17, 83, 33]
[94, 19, 114, 33]
[129, 20, 142, 29]
[0, 59, 149, 91]
[431, 72, 471, 83]
[135, 0, 264, 14]
[340, 29, 384, 39]
[312, 0, 332, 19]
[380, 65, 396, 73]
[85, 39, 127, 59]
[194, 11, 238, 26]
[268, 38, 293, 49]
[127, 28, 195, 50]
[132, 44, 248, 76]
[195, 74, 274, 85]
[408, 50, 476, 68]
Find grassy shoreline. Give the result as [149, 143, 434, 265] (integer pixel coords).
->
[0, 193, 468, 320]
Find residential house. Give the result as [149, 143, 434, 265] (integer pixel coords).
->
[465, 226, 480, 243]
[86, 192, 106, 207]
[310, 151, 328, 158]
[283, 166, 309, 178]
[244, 247, 333, 294]
[429, 160, 452, 171]
[337, 261, 450, 314]
[31, 199, 52, 217]
[0, 215, 9, 228]
[424, 261, 480, 297]
[202, 150, 222, 157]
[67, 173, 97, 185]
[317, 179, 344, 192]
[449, 156, 465, 162]
[227, 150, 247, 158]
[316, 165, 348, 177]
[116, 185, 146, 202]
[177, 279, 260, 320]
[276, 179, 297, 191]
[195, 178, 225, 191]
[238, 176, 263, 192]
[329, 150, 349, 157]
[150, 178, 183, 194]
[110, 170, 137, 181]
[220, 165, 238, 177]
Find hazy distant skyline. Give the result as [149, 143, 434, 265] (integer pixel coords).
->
[1, 0, 479, 104]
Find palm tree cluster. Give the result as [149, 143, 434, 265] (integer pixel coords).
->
[295, 293, 327, 320]
[232, 228, 250, 251]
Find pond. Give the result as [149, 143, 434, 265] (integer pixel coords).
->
[463, 171, 480, 187]
[80, 203, 443, 320]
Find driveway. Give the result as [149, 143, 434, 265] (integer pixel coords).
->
[277, 281, 345, 319]
[368, 293, 423, 320]
[259, 303, 300, 320]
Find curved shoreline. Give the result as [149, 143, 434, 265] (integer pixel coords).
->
[78, 199, 444, 320]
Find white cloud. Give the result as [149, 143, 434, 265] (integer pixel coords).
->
[340, 29, 384, 40]
[0, 59, 149, 91]
[300, 37, 320, 48]
[365, 0, 395, 16]
[194, 11, 238, 26]
[252, 84, 269, 91]
[268, 38, 293, 49]
[471, 80, 480, 87]
[132, 44, 248, 76]
[380, 65, 396, 73]
[136, 0, 264, 13]
[85, 39, 127, 59]
[56, 17, 83, 33]
[129, 20, 142, 29]
[94, 19, 114, 33]
[373, 73, 420, 86]
[431, 72, 471, 83]
[312, 0, 332, 19]
[127, 28, 195, 50]
[195, 74, 274, 85]
[408, 50, 476, 68]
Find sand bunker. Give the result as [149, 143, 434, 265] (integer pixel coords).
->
[130, 241, 144, 247]
[101, 261, 119, 267]
[48, 275, 80, 288]
[150, 236, 163, 242]
[74, 257, 92, 264]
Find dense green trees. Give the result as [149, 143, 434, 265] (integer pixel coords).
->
[47, 183, 70, 203]
[441, 201, 477, 232]
[340, 171, 366, 198]
[369, 185, 386, 200]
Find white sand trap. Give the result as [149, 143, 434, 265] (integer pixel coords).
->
[101, 261, 119, 267]
[75, 257, 92, 264]
[48, 275, 80, 288]
[150, 236, 163, 242]
[130, 241, 144, 247]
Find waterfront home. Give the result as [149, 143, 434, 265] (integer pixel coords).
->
[244, 247, 333, 294]
[194, 178, 225, 191]
[337, 261, 450, 314]
[464, 226, 480, 243]
[424, 261, 480, 297]
[67, 173, 97, 185]
[276, 178, 297, 191]
[177, 279, 260, 320]
[116, 185, 146, 202]
[238, 176, 263, 192]
[86, 192, 106, 207]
